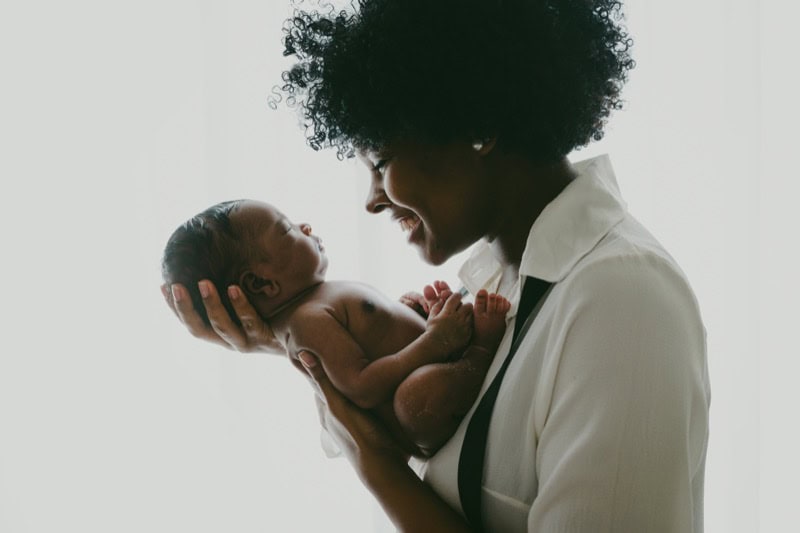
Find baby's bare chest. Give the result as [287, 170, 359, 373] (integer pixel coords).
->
[331, 283, 426, 362]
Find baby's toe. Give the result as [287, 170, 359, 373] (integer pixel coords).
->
[474, 289, 488, 314]
[487, 293, 498, 314]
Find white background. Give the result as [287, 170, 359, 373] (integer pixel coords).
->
[1, 1, 797, 531]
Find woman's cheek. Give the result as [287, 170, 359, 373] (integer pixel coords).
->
[384, 172, 412, 208]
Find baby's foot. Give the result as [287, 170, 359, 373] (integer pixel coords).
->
[472, 290, 511, 352]
[423, 280, 452, 315]
[426, 291, 473, 356]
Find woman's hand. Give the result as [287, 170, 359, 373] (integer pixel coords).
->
[297, 350, 408, 478]
[298, 351, 472, 532]
[160, 280, 283, 354]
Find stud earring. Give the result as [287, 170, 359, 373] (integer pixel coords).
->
[472, 140, 485, 151]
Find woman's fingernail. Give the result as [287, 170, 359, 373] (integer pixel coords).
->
[171, 285, 183, 302]
[298, 351, 316, 368]
[198, 281, 209, 299]
[228, 286, 239, 300]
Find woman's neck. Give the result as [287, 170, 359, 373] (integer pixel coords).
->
[485, 155, 577, 271]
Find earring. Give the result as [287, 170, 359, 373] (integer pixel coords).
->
[472, 140, 485, 151]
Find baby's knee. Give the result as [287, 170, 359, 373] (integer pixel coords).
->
[394, 367, 455, 452]
[394, 369, 434, 431]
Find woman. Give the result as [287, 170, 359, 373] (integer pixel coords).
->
[163, 1, 710, 531]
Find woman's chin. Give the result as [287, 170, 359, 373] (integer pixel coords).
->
[415, 240, 450, 266]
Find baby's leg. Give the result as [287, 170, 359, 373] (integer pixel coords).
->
[394, 290, 510, 456]
[394, 357, 490, 457]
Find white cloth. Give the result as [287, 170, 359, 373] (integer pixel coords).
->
[421, 154, 711, 532]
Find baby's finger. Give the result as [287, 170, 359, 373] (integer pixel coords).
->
[441, 292, 463, 313]
[429, 297, 445, 317]
[422, 284, 437, 305]
[434, 280, 452, 294]
[198, 281, 249, 351]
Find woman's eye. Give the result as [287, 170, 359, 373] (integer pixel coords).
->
[373, 157, 393, 173]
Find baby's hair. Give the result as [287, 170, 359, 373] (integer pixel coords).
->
[162, 200, 247, 326]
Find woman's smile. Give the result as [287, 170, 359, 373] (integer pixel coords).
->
[393, 212, 422, 239]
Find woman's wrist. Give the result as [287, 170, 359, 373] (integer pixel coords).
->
[357, 446, 411, 490]
[360, 452, 472, 533]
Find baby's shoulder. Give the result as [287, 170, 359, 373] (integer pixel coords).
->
[318, 280, 401, 328]
[290, 281, 371, 325]
[323, 280, 386, 307]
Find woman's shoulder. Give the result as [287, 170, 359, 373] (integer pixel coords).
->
[554, 213, 706, 339]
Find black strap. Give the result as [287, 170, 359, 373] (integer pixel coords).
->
[457, 276, 553, 531]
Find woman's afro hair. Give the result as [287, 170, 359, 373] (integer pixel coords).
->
[274, 0, 635, 162]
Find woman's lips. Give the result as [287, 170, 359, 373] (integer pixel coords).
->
[396, 215, 423, 244]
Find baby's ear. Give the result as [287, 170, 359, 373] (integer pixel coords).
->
[240, 271, 280, 298]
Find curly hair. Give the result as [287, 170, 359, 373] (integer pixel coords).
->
[273, 0, 635, 162]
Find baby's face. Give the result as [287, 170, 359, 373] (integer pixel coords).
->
[232, 200, 328, 292]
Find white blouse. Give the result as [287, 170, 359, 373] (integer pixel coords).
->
[420, 154, 711, 532]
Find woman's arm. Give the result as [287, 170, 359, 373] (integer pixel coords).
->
[298, 351, 473, 533]
[527, 258, 709, 531]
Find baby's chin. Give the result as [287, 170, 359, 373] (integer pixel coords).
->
[318, 257, 330, 276]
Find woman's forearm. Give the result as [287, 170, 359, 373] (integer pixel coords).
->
[298, 349, 473, 532]
[361, 455, 473, 533]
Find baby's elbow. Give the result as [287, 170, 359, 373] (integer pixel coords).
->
[340, 368, 387, 409]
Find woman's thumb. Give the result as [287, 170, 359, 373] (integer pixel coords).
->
[298, 351, 322, 379]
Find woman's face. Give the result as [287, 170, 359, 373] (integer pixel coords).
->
[359, 139, 494, 265]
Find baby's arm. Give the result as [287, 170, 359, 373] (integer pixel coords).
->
[292, 293, 472, 410]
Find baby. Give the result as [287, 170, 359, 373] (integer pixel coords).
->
[162, 200, 510, 457]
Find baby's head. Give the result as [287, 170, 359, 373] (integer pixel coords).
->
[162, 199, 328, 325]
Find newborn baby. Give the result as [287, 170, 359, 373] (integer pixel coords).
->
[162, 200, 510, 457]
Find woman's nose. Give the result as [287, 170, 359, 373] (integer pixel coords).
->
[365, 184, 392, 214]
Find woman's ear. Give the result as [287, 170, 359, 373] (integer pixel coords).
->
[470, 136, 498, 156]
[240, 271, 281, 298]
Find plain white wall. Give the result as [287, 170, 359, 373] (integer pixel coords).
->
[0, 1, 796, 531]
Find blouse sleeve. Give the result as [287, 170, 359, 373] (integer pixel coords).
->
[527, 254, 710, 532]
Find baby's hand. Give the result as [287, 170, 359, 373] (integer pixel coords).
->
[425, 291, 473, 354]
